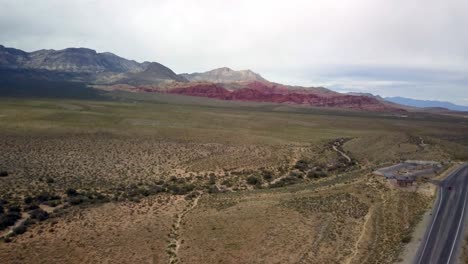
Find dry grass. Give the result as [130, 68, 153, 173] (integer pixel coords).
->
[0, 97, 466, 263]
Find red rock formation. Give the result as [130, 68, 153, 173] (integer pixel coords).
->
[108, 81, 404, 112]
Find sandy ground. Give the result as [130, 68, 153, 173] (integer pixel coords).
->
[396, 195, 436, 264]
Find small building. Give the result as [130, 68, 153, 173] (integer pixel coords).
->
[394, 176, 415, 187]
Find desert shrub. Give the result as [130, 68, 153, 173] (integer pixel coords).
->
[46, 177, 55, 184]
[8, 205, 21, 213]
[0, 171, 8, 177]
[167, 183, 194, 195]
[270, 176, 299, 188]
[401, 234, 412, 244]
[43, 199, 62, 207]
[24, 203, 39, 211]
[209, 175, 216, 185]
[33, 192, 61, 205]
[13, 223, 27, 235]
[0, 212, 21, 230]
[29, 208, 49, 221]
[68, 196, 83, 205]
[262, 171, 273, 180]
[24, 196, 34, 204]
[289, 171, 304, 178]
[66, 188, 78, 197]
[221, 179, 232, 187]
[138, 188, 150, 197]
[307, 170, 328, 179]
[149, 185, 164, 194]
[23, 218, 37, 226]
[294, 160, 309, 172]
[185, 191, 199, 200]
[246, 176, 261, 185]
[169, 176, 177, 182]
[208, 185, 220, 194]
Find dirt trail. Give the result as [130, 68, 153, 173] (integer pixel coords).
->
[167, 194, 201, 264]
[345, 208, 373, 264]
[332, 145, 352, 163]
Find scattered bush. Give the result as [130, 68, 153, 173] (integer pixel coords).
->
[0, 171, 8, 177]
[13, 223, 27, 235]
[167, 183, 194, 195]
[294, 160, 309, 172]
[207, 185, 220, 194]
[307, 170, 328, 179]
[68, 196, 83, 205]
[401, 234, 412, 244]
[0, 211, 21, 230]
[289, 171, 304, 178]
[262, 171, 273, 180]
[29, 208, 49, 221]
[24, 204, 39, 211]
[8, 205, 21, 213]
[24, 196, 34, 204]
[246, 176, 261, 185]
[66, 188, 78, 197]
[270, 176, 299, 188]
[208, 175, 216, 185]
[36, 192, 60, 203]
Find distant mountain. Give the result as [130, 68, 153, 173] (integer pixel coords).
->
[385, 96, 468, 112]
[180, 67, 267, 83]
[0, 44, 407, 112]
[0, 45, 184, 84]
[118, 62, 188, 85]
[0, 45, 144, 73]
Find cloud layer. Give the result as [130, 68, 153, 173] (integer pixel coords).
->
[1, 0, 467, 104]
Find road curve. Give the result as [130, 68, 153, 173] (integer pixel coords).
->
[416, 164, 468, 264]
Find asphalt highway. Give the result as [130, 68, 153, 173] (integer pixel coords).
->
[416, 164, 468, 264]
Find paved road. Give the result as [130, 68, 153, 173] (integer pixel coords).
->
[416, 164, 468, 264]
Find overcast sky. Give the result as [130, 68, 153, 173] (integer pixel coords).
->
[1, 0, 467, 105]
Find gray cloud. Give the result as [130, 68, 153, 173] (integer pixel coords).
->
[1, 0, 467, 105]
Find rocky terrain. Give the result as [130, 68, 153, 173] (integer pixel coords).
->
[103, 81, 404, 112]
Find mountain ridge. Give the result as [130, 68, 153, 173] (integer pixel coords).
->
[0, 44, 406, 112]
[180, 67, 267, 83]
[385, 96, 468, 112]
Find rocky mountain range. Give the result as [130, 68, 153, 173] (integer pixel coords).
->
[0, 44, 408, 112]
[0, 45, 186, 85]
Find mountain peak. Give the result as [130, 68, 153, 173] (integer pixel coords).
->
[180, 67, 267, 83]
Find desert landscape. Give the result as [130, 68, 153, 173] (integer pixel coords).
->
[0, 95, 467, 263]
[1, 1, 468, 263]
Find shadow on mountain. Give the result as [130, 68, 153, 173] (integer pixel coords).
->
[0, 69, 105, 100]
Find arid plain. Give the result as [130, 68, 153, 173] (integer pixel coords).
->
[0, 94, 467, 264]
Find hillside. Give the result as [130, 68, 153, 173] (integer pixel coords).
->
[180, 67, 267, 82]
